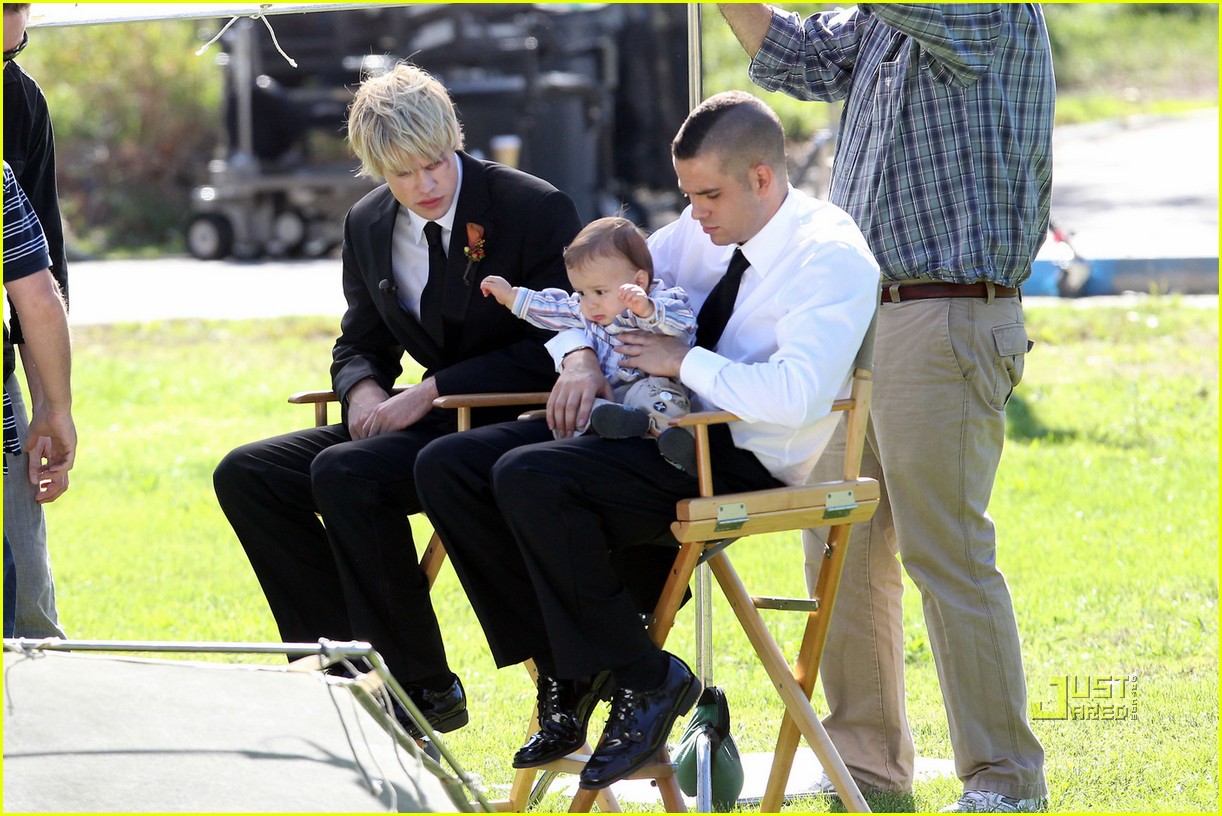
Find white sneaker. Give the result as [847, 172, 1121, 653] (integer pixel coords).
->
[941, 790, 1048, 813]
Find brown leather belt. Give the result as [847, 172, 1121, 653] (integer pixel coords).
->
[881, 282, 1020, 304]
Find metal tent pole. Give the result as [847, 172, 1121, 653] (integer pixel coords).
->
[685, 6, 719, 812]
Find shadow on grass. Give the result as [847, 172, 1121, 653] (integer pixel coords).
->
[779, 788, 917, 814]
[824, 789, 918, 813]
[1006, 394, 1079, 444]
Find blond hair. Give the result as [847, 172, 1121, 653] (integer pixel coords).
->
[347, 64, 464, 179]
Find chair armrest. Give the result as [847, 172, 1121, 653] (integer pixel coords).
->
[432, 392, 552, 410]
[289, 390, 337, 427]
[288, 385, 410, 406]
[433, 392, 552, 432]
[288, 390, 338, 405]
[289, 386, 408, 427]
[658, 410, 741, 496]
[669, 403, 853, 427]
[666, 410, 741, 428]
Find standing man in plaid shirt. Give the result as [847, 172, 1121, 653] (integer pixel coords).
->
[719, 4, 1052, 812]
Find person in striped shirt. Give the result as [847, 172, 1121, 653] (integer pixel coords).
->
[3, 160, 74, 636]
[6, 0, 71, 640]
[481, 216, 699, 474]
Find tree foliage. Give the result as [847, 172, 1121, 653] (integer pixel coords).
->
[18, 20, 223, 254]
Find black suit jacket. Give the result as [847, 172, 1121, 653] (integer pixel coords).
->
[330, 152, 581, 414]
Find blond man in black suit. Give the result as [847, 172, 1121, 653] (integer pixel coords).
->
[214, 64, 581, 738]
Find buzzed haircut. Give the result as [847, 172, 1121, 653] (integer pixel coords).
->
[672, 90, 787, 177]
[347, 63, 464, 180]
[563, 216, 654, 276]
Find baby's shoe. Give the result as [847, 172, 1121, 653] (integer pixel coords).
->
[658, 427, 697, 477]
[591, 403, 652, 439]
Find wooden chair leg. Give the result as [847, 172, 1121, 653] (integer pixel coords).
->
[656, 760, 689, 812]
[762, 522, 853, 810]
[420, 531, 447, 589]
[569, 788, 600, 812]
[493, 767, 538, 811]
[763, 678, 811, 809]
[707, 551, 870, 813]
[596, 788, 624, 812]
[648, 540, 706, 647]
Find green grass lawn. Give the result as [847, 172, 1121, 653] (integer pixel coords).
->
[29, 296, 1219, 812]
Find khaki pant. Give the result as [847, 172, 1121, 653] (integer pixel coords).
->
[805, 296, 1046, 799]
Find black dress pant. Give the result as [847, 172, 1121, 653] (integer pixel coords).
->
[214, 409, 458, 683]
[415, 418, 781, 680]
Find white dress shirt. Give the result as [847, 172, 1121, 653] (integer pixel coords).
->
[390, 154, 464, 321]
[549, 186, 879, 485]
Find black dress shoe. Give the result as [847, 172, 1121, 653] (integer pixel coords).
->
[397, 675, 468, 739]
[579, 653, 702, 790]
[513, 671, 614, 769]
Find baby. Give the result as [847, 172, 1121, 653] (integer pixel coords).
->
[481, 216, 697, 474]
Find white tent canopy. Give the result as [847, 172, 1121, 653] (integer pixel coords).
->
[3, 646, 474, 812]
[28, 3, 413, 28]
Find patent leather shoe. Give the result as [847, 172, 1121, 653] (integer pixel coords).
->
[513, 671, 614, 768]
[397, 675, 468, 739]
[579, 653, 702, 790]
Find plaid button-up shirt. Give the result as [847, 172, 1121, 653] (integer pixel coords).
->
[750, 3, 1054, 286]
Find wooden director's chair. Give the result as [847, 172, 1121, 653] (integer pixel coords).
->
[288, 322, 877, 813]
[287, 389, 549, 592]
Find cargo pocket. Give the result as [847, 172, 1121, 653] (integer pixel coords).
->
[991, 322, 1029, 410]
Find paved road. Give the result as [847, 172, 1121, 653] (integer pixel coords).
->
[1050, 108, 1218, 260]
[68, 257, 344, 326]
[67, 110, 1218, 326]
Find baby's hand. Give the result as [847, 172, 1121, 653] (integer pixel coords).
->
[481, 275, 514, 307]
[619, 282, 655, 319]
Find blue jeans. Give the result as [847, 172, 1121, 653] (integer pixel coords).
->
[3, 375, 65, 638]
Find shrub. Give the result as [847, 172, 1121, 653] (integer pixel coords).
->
[18, 20, 223, 255]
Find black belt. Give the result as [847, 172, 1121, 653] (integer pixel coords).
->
[881, 282, 1020, 304]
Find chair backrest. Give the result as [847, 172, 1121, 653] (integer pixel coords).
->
[833, 307, 876, 483]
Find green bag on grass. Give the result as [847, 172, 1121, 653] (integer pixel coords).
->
[673, 685, 744, 811]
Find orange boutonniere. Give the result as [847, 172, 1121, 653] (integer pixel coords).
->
[462, 222, 486, 283]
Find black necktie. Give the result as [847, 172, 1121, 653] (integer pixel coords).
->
[695, 248, 750, 350]
[420, 221, 447, 344]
